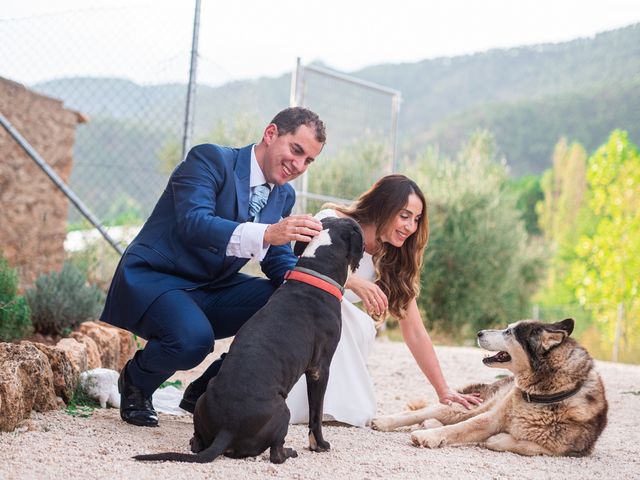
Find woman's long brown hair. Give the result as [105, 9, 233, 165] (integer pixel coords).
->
[332, 174, 429, 320]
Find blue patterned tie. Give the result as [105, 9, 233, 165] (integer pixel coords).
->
[248, 183, 270, 221]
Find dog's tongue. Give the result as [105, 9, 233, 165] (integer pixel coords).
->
[494, 351, 511, 362]
[483, 351, 511, 364]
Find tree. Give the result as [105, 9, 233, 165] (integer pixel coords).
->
[506, 174, 543, 236]
[404, 131, 543, 339]
[535, 138, 590, 307]
[306, 136, 390, 212]
[537, 138, 588, 244]
[568, 130, 640, 360]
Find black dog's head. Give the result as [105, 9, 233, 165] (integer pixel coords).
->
[294, 217, 364, 285]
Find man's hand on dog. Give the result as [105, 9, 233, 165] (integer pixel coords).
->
[439, 388, 483, 409]
[264, 214, 322, 246]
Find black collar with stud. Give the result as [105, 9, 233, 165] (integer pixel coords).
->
[520, 383, 583, 404]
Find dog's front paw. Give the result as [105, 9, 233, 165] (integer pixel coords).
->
[418, 419, 443, 430]
[370, 416, 396, 432]
[308, 431, 331, 452]
[310, 439, 330, 452]
[411, 429, 446, 448]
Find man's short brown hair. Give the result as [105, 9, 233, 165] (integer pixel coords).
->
[270, 107, 326, 144]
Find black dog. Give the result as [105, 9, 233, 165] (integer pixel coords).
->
[134, 216, 364, 463]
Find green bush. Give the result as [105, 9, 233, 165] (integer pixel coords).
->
[26, 262, 105, 336]
[0, 254, 32, 342]
[404, 131, 545, 339]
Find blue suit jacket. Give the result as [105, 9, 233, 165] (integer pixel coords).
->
[100, 143, 297, 331]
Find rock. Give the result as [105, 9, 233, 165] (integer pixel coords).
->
[25, 341, 78, 403]
[56, 337, 88, 373]
[0, 342, 58, 432]
[15, 418, 42, 432]
[82, 321, 138, 371]
[78, 321, 120, 370]
[114, 327, 137, 371]
[68, 332, 101, 369]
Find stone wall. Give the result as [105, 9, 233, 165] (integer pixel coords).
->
[0, 77, 85, 290]
[0, 320, 137, 432]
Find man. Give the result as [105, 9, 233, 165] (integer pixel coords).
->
[101, 107, 325, 427]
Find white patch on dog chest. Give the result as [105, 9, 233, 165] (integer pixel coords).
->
[300, 229, 332, 257]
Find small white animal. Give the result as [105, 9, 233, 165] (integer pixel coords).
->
[79, 368, 120, 408]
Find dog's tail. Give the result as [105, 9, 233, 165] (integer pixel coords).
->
[133, 430, 234, 463]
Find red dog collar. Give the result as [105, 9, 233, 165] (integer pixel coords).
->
[284, 269, 343, 301]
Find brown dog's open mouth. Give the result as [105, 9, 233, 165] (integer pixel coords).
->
[483, 351, 511, 364]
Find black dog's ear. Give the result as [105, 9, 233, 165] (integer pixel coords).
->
[293, 240, 307, 257]
[539, 318, 574, 351]
[551, 318, 575, 336]
[349, 224, 365, 272]
[540, 329, 568, 351]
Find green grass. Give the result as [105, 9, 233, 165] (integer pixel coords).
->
[64, 383, 100, 418]
[159, 379, 182, 389]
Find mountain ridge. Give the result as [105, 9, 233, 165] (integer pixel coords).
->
[33, 22, 640, 178]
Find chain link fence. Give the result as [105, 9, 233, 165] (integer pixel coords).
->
[2, 3, 195, 228]
[1, 3, 400, 233]
[291, 60, 401, 213]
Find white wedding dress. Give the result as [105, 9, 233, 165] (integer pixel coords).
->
[286, 209, 377, 427]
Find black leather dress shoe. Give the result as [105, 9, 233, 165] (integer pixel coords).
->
[179, 353, 227, 414]
[178, 381, 203, 414]
[118, 363, 159, 427]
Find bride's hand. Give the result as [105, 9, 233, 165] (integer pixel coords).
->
[438, 388, 483, 409]
[346, 276, 388, 317]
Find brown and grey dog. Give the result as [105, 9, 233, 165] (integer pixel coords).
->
[371, 318, 608, 456]
[134, 217, 363, 464]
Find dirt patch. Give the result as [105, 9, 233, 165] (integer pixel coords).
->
[1, 339, 638, 479]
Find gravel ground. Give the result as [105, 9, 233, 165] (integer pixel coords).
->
[1, 339, 638, 480]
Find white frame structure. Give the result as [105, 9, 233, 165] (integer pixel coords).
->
[289, 58, 402, 211]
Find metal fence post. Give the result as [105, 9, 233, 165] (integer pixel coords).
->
[181, 0, 201, 161]
[390, 92, 401, 172]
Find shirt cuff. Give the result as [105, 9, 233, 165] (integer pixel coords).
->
[226, 222, 270, 261]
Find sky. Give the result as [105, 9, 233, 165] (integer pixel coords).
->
[3, 0, 640, 87]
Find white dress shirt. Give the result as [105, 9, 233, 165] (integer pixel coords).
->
[225, 145, 273, 261]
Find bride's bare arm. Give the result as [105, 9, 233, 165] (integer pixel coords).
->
[398, 299, 482, 409]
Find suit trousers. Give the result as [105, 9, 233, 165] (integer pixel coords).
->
[126, 276, 276, 397]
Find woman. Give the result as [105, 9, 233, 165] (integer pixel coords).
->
[286, 174, 481, 426]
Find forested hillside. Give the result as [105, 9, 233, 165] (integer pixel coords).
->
[407, 78, 640, 175]
[35, 23, 639, 176]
